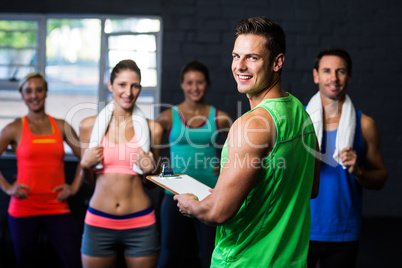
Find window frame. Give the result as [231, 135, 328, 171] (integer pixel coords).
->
[0, 13, 46, 91]
[0, 13, 162, 117]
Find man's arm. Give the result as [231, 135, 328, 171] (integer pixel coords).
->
[174, 108, 275, 225]
[340, 113, 388, 189]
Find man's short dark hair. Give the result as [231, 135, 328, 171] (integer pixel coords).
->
[314, 48, 353, 75]
[235, 16, 286, 63]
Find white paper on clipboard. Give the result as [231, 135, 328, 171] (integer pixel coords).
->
[146, 174, 211, 201]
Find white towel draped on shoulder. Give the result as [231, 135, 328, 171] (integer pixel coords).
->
[306, 91, 356, 168]
[89, 102, 150, 174]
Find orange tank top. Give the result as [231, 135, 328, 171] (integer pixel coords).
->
[8, 115, 70, 217]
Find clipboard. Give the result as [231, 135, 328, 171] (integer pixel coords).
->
[146, 174, 212, 201]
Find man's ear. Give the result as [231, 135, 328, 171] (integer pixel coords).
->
[273, 53, 285, 72]
[313, 69, 319, 84]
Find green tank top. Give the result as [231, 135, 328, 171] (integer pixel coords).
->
[167, 105, 219, 195]
[212, 93, 317, 268]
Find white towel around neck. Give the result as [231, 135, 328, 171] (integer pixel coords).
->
[89, 102, 150, 174]
[306, 91, 356, 168]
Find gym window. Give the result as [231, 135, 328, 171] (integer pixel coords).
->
[0, 14, 162, 138]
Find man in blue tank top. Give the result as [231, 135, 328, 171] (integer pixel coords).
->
[306, 48, 388, 268]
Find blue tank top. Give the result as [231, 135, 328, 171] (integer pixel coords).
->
[310, 109, 365, 242]
[167, 106, 219, 194]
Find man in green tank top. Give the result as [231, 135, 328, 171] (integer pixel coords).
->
[174, 16, 320, 267]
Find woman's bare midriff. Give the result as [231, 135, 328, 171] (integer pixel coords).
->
[89, 173, 151, 215]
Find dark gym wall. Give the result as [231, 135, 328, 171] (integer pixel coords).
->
[2, 0, 401, 218]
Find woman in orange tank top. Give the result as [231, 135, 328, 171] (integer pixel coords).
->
[79, 59, 163, 268]
[0, 72, 83, 268]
